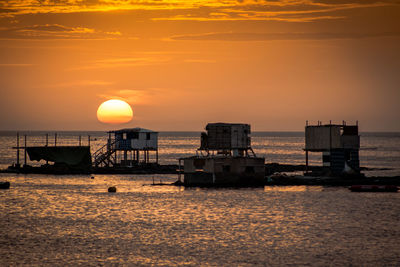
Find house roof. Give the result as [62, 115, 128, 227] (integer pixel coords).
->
[108, 127, 157, 133]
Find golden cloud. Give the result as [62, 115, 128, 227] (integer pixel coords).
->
[0, 24, 122, 39]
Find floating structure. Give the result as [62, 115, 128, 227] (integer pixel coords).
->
[179, 123, 265, 186]
[12, 133, 92, 173]
[9, 128, 159, 174]
[304, 121, 360, 176]
[94, 128, 158, 168]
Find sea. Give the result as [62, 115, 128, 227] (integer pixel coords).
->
[1, 131, 400, 266]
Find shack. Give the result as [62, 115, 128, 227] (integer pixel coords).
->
[26, 146, 91, 172]
[11, 133, 92, 173]
[179, 123, 265, 186]
[94, 128, 158, 168]
[304, 121, 360, 176]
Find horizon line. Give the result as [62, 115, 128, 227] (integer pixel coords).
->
[1, 130, 399, 133]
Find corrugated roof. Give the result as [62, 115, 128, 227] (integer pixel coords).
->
[205, 123, 250, 129]
[108, 127, 157, 133]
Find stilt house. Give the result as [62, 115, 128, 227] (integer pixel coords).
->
[180, 123, 265, 186]
[94, 128, 158, 167]
[304, 121, 360, 175]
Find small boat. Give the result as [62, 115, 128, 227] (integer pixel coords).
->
[0, 181, 10, 189]
[349, 185, 398, 192]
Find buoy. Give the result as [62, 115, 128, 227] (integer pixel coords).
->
[108, 186, 117, 193]
[0, 181, 10, 189]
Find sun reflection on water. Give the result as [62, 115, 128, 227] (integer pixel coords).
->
[1, 173, 400, 265]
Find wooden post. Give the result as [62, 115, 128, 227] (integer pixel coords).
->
[305, 150, 309, 173]
[24, 135, 27, 166]
[178, 159, 182, 182]
[329, 125, 332, 150]
[79, 135, 81, 146]
[156, 149, 158, 164]
[46, 133, 49, 165]
[88, 135, 90, 146]
[55, 133, 57, 147]
[16, 132, 20, 166]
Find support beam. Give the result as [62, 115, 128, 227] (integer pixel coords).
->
[46, 133, 48, 165]
[156, 149, 158, 164]
[305, 150, 309, 173]
[16, 132, 20, 166]
[178, 159, 182, 182]
[24, 135, 27, 166]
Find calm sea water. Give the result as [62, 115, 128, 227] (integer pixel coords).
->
[1, 174, 400, 266]
[1, 132, 400, 266]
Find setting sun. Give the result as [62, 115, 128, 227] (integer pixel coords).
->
[97, 99, 133, 124]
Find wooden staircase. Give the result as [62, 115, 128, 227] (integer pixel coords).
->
[93, 140, 116, 168]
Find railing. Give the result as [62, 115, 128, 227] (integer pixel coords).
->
[93, 139, 117, 167]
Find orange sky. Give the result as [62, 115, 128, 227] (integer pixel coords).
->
[0, 0, 399, 131]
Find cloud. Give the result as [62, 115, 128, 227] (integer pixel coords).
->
[0, 24, 122, 39]
[0, 0, 398, 22]
[0, 63, 35, 67]
[171, 31, 400, 41]
[0, 1, 398, 45]
[40, 80, 114, 89]
[0, 0, 190, 17]
[152, 1, 394, 22]
[98, 88, 167, 105]
[71, 56, 171, 70]
[184, 59, 217, 63]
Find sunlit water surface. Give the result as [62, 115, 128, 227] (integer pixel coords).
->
[1, 174, 400, 266]
[1, 132, 400, 265]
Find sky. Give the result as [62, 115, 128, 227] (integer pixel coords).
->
[0, 0, 399, 131]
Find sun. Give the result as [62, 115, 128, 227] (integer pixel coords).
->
[97, 99, 133, 124]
